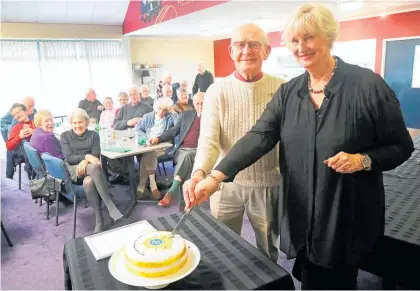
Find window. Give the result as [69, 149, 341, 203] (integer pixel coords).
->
[0, 40, 129, 116]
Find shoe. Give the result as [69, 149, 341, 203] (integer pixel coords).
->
[137, 189, 145, 200]
[152, 189, 161, 200]
[158, 193, 172, 207]
[109, 174, 124, 184]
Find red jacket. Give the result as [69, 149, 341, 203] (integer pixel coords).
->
[6, 121, 36, 151]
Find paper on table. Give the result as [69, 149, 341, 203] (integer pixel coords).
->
[84, 220, 156, 261]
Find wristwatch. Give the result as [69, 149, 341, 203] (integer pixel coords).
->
[361, 154, 372, 171]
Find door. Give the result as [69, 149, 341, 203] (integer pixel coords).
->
[383, 37, 420, 128]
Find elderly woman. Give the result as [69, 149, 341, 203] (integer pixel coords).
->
[135, 97, 176, 200]
[60, 108, 123, 234]
[115, 92, 129, 117]
[140, 84, 154, 107]
[173, 88, 194, 114]
[99, 97, 116, 129]
[156, 71, 172, 98]
[185, 4, 414, 290]
[161, 84, 173, 99]
[6, 103, 36, 151]
[30, 110, 64, 159]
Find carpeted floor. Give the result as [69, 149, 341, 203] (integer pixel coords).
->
[1, 161, 383, 290]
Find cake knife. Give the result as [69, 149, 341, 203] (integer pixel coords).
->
[169, 206, 194, 238]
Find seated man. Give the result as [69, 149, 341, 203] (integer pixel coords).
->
[149, 92, 204, 207]
[135, 97, 176, 200]
[78, 88, 104, 123]
[110, 86, 153, 184]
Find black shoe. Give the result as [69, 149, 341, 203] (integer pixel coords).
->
[109, 174, 124, 184]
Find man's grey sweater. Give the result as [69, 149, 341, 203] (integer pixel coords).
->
[113, 102, 153, 130]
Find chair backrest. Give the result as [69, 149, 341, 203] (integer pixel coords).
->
[40, 153, 69, 181]
[23, 142, 45, 173]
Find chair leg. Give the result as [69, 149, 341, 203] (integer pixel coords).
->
[18, 164, 22, 190]
[35, 198, 38, 204]
[157, 165, 162, 175]
[84, 198, 88, 208]
[72, 198, 77, 239]
[46, 196, 50, 220]
[162, 163, 167, 176]
[1, 222, 13, 247]
[55, 191, 60, 226]
[40, 198, 43, 207]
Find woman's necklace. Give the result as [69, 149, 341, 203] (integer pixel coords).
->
[308, 57, 338, 94]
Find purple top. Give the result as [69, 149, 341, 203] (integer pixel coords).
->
[30, 127, 64, 159]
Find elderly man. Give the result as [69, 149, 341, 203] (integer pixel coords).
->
[192, 63, 214, 95]
[140, 84, 154, 107]
[1, 96, 37, 179]
[149, 92, 204, 208]
[78, 88, 104, 123]
[184, 24, 286, 261]
[135, 97, 176, 199]
[113, 85, 153, 130]
[110, 86, 153, 184]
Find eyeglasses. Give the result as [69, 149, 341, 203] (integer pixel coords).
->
[231, 41, 263, 52]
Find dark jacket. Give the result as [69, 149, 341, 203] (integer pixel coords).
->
[78, 99, 103, 121]
[159, 110, 197, 155]
[192, 70, 214, 95]
[216, 57, 414, 267]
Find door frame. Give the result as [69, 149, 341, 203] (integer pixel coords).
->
[381, 36, 420, 77]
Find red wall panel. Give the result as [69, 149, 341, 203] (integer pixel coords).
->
[213, 10, 420, 77]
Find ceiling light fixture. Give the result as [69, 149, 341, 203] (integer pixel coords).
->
[337, 0, 364, 11]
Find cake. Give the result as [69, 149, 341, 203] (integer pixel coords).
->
[124, 231, 188, 278]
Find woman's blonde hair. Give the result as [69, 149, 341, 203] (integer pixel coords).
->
[34, 110, 53, 127]
[282, 4, 340, 49]
[68, 108, 90, 126]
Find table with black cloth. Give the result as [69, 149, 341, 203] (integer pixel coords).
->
[360, 136, 420, 289]
[63, 207, 295, 290]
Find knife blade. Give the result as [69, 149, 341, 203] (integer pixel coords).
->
[169, 206, 194, 238]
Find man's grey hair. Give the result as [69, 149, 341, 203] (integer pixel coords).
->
[179, 79, 188, 86]
[68, 108, 90, 126]
[140, 84, 150, 91]
[127, 85, 140, 94]
[153, 97, 174, 111]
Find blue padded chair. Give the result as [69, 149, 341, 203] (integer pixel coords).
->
[23, 142, 53, 219]
[157, 135, 179, 176]
[40, 153, 86, 238]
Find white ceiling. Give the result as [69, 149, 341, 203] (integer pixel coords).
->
[0, 0, 130, 25]
[128, 0, 420, 39]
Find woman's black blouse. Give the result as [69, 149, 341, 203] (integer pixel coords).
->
[215, 57, 414, 267]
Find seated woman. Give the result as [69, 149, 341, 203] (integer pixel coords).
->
[60, 108, 123, 234]
[173, 88, 194, 114]
[135, 97, 176, 200]
[6, 103, 36, 151]
[99, 97, 116, 129]
[30, 110, 64, 159]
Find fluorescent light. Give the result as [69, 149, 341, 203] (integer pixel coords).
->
[338, 0, 364, 11]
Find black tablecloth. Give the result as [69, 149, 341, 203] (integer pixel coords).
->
[360, 144, 420, 289]
[63, 207, 295, 290]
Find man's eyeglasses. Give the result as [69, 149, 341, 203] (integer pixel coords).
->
[231, 41, 263, 52]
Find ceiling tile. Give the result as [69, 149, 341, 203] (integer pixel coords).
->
[91, 1, 129, 25]
[65, 1, 95, 24]
[2, 1, 39, 23]
[36, 1, 67, 23]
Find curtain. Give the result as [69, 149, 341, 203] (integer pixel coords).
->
[0, 40, 128, 116]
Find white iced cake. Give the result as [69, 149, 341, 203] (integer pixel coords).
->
[124, 231, 188, 278]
